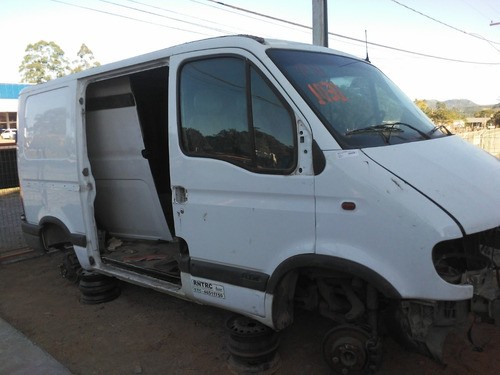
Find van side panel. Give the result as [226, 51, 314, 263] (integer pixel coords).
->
[18, 85, 87, 239]
[85, 76, 172, 241]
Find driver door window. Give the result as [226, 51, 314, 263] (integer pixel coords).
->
[179, 56, 296, 174]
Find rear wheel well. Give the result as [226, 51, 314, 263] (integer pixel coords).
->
[41, 223, 71, 249]
[38, 217, 79, 250]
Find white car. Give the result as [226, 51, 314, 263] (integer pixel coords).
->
[1, 129, 17, 140]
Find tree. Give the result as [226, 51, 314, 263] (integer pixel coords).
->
[19, 41, 101, 83]
[414, 99, 432, 117]
[492, 111, 500, 127]
[19, 41, 70, 83]
[414, 99, 461, 125]
[432, 102, 454, 124]
[474, 109, 495, 118]
[71, 43, 101, 73]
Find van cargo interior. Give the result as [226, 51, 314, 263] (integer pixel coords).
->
[85, 66, 181, 284]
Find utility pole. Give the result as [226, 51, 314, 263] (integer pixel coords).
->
[312, 0, 328, 47]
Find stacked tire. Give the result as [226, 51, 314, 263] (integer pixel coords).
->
[225, 315, 280, 374]
[79, 271, 121, 304]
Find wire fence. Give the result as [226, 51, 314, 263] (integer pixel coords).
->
[456, 128, 500, 158]
[0, 145, 19, 189]
[0, 145, 30, 260]
[0, 187, 28, 252]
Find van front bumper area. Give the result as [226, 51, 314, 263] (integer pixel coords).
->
[432, 226, 500, 323]
[393, 226, 500, 362]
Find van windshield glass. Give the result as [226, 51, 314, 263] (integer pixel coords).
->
[267, 49, 446, 148]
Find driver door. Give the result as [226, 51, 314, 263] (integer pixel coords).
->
[169, 50, 316, 292]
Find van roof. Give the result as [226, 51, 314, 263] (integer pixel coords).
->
[19, 35, 358, 95]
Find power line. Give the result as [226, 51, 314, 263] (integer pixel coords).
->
[390, 0, 500, 46]
[126, 0, 240, 34]
[50, 0, 213, 37]
[483, 0, 500, 19]
[459, 0, 491, 22]
[98, 0, 233, 34]
[190, 0, 310, 35]
[207, 0, 500, 65]
[205, 0, 309, 30]
[51, 0, 500, 65]
[337, 33, 500, 65]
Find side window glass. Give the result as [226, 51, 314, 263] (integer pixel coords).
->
[251, 68, 295, 170]
[179, 57, 296, 173]
[180, 57, 252, 165]
[24, 87, 73, 160]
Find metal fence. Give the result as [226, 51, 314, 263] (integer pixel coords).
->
[0, 145, 30, 260]
[457, 128, 500, 158]
[0, 145, 19, 189]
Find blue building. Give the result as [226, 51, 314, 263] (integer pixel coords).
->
[0, 83, 30, 131]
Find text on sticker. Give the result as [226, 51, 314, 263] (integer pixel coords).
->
[192, 279, 225, 299]
[308, 81, 348, 105]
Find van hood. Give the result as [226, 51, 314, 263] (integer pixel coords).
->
[362, 136, 500, 235]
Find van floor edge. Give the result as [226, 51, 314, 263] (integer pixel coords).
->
[100, 239, 181, 284]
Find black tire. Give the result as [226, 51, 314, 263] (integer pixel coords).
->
[59, 250, 82, 283]
[79, 271, 121, 304]
[225, 315, 280, 372]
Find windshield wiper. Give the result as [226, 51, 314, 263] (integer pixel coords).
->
[345, 124, 398, 144]
[345, 122, 431, 144]
[428, 125, 452, 136]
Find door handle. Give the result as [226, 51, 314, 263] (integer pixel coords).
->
[173, 186, 188, 204]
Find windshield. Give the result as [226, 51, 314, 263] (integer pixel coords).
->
[267, 49, 447, 148]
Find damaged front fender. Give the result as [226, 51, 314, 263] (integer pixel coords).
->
[388, 299, 469, 362]
[433, 226, 500, 325]
[390, 226, 500, 362]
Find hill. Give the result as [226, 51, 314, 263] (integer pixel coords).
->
[423, 99, 498, 116]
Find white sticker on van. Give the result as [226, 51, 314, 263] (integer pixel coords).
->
[192, 279, 225, 299]
[336, 150, 359, 159]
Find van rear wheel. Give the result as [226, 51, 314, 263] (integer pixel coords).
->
[59, 249, 82, 283]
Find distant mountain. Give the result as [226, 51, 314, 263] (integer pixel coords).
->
[444, 99, 479, 109]
[422, 99, 498, 116]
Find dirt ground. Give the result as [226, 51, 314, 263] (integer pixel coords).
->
[1, 251, 499, 375]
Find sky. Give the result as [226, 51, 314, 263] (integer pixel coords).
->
[1, 0, 500, 105]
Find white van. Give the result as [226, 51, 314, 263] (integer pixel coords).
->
[17, 35, 499, 372]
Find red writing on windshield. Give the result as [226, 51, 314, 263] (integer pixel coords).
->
[295, 64, 327, 76]
[307, 82, 348, 105]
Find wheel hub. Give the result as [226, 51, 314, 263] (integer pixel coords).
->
[323, 325, 373, 374]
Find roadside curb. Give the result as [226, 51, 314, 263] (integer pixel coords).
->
[0, 317, 73, 375]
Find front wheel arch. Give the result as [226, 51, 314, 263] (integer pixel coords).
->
[267, 254, 401, 330]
